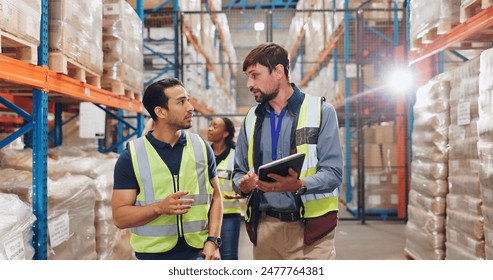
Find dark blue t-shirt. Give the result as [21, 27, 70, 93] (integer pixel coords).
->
[113, 130, 217, 259]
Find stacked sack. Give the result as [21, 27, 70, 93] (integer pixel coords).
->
[0, 168, 97, 259]
[405, 74, 450, 259]
[445, 56, 484, 260]
[478, 47, 493, 260]
[102, 0, 144, 96]
[0, 193, 36, 260]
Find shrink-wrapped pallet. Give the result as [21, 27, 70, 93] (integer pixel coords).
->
[48, 0, 103, 75]
[102, 0, 144, 95]
[0, 0, 40, 46]
[0, 146, 131, 259]
[406, 205, 446, 260]
[0, 169, 97, 259]
[410, 0, 461, 49]
[0, 193, 36, 260]
[478, 48, 493, 259]
[406, 74, 450, 259]
[445, 56, 483, 259]
[46, 174, 97, 260]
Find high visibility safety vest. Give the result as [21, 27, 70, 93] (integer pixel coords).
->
[128, 132, 212, 253]
[244, 94, 339, 219]
[216, 149, 241, 214]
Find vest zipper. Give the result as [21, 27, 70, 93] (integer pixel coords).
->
[174, 174, 184, 237]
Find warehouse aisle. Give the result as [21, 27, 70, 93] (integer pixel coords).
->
[237, 213, 407, 260]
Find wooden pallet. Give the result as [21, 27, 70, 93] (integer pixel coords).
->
[460, 0, 493, 23]
[102, 80, 141, 100]
[404, 248, 417, 260]
[48, 52, 101, 88]
[0, 30, 37, 65]
[410, 21, 454, 51]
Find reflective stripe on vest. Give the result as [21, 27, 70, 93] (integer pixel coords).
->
[244, 94, 338, 219]
[217, 149, 240, 214]
[128, 132, 211, 253]
[244, 106, 257, 172]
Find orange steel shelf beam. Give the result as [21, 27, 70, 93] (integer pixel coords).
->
[409, 5, 493, 65]
[0, 55, 47, 90]
[298, 26, 345, 88]
[0, 54, 143, 113]
[0, 116, 24, 125]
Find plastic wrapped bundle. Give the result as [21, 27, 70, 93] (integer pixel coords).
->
[446, 226, 485, 258]
[102, 0, 144, 94]
[446, 209, 484, 240]
[408, 190, 446, 215]
[448, 174, 481, 198]
[48, 0, 103, 74]
[411, 160, 448, 180]
[46, 174, 97, 260]
[445, 241, 484, 260]
[0, 193, 36, 260]
[0, 0, 41, 45]
[409, 173, 448, 198]
[0, 168, 33, 202]
[405, 220, 445, 260]
[410, 0, 460, 47]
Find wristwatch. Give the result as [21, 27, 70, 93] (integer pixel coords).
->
[206, 236, 222, 248]
[295, 180, 307, 196]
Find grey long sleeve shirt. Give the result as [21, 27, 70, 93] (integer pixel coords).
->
[232, 84, 343, 211]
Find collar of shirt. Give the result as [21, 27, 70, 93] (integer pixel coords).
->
[213, 144, 232, 164]
[145, 130, 187, 149]
[256, 83, 304, 118]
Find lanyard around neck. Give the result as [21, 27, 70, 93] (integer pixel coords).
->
[270, 107, 286, 161]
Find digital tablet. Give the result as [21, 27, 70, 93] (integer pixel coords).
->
[257, 153, 305, 182]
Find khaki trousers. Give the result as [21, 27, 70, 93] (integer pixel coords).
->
[252, 214, 336, 260]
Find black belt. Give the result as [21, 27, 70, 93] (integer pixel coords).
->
[265, 209, 301, 222]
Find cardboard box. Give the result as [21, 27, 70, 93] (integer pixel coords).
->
[364, 143, 382, 168]
[375, 124, 395, 143]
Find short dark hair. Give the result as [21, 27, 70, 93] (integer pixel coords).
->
[143, 77, 184, 121]
[242, 43, 290, 79]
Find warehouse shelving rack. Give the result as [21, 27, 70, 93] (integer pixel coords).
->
[141, 0, 239, 115]
[0, 0, 147, 259]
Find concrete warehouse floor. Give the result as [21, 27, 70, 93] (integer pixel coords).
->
[237, 208, 407, 260]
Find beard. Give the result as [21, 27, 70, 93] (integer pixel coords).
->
[254, 88, 279, 103]
[169, 116, 192, 130]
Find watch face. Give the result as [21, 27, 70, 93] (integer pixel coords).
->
[208, 237, 222, 247]
[296, 187, 307, 195]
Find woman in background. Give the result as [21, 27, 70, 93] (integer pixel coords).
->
[207, 117, 242, 260]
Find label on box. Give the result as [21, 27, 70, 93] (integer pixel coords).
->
[390, 194, 398, 204]
[4, 236, 25, 260]
[469, 200, 479, 214]
[366, 175, 380, 185]
[448, 196, 458, 209]
[457, 101, 471, 125]
[468, 237, 476, 250]
[104, 4, 120, 15]
[48, 212, 70, 248]
[448, 229, 458, 242]
[368, 195, 381, 205]
[346, 64, 357, 78]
